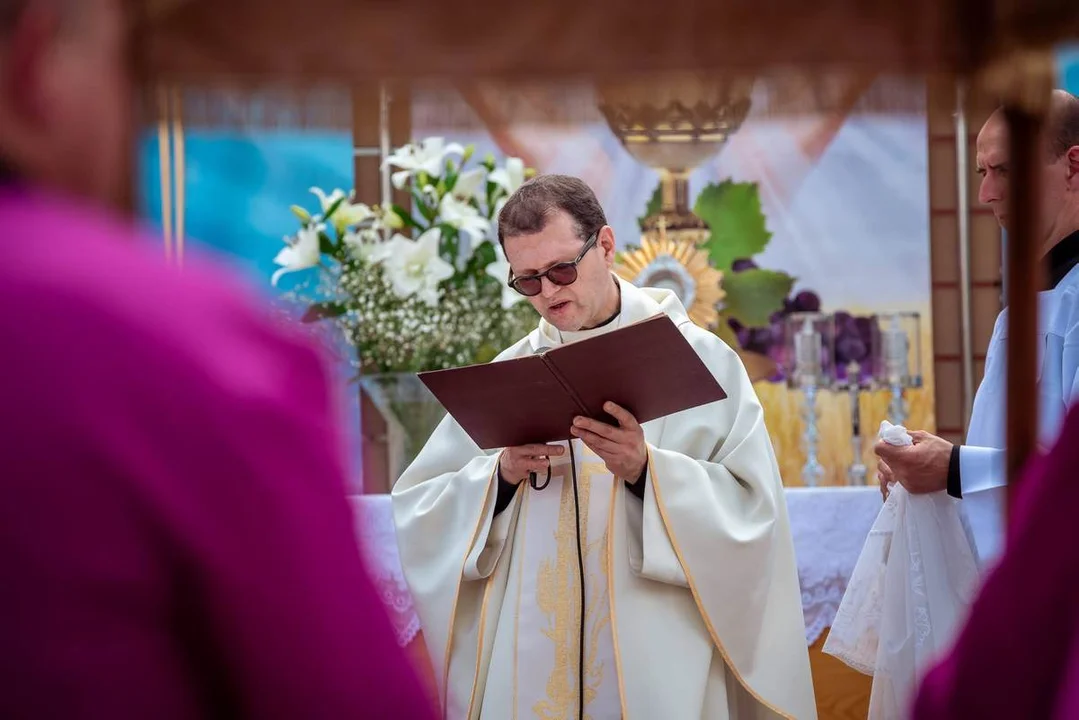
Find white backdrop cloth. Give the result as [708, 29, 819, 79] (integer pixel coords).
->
[350, 487, 993, 648]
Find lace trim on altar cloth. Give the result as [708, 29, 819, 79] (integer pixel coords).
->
[350, 495, 422, 648]
[787, 487, 887, 646]
[802, 573, 861, 647]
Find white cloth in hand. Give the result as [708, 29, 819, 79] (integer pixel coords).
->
[823, 424, 980, 719]
[879, 420, 913, 446]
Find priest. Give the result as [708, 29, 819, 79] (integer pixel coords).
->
[392, 174, 816, 719]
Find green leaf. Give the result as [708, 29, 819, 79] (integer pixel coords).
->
[437, 224, 462, 273]
[318, 231, 336, 255]
[301, 301, 347, 323]
[322, 195, 346, 224]
[695, 180, 772, 272]
[412, 187, 438, 223]
[722, 269, 794, 328]
[471, 240, 497, 267]
[390, 204, 422, 230]
[638, 182, 662, 229]
[290, 205, 312, 223]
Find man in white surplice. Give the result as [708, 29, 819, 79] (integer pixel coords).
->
[875, 90, 1079, 564]
[392, 175, 816, 720]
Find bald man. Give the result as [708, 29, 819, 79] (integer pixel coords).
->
[875, 90, 1079, 563]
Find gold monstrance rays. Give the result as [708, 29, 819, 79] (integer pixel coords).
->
[615, 221, 724, 329]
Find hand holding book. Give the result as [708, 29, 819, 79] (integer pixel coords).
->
[571, 401, 647, 481]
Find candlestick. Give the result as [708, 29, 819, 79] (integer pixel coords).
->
[882, 315, 910, 384]
[794, 317, 823, 381]
[875, 312, 923, 427]
[785, 313, 832, 487]
[845, 361, 867, 485]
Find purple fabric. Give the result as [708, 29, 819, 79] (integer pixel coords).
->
[913, 404, 1079, 720]
[0, 189, 434, 719]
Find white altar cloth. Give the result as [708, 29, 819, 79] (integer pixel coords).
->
[350, 495, 421, 647]
[349, 487, 996, 648]
[785, 487, 886, 644]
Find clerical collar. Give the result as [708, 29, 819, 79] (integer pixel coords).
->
[1048, 229, 1079, 289]
[585, 306, 621, 330]
[581, 277, 622, 330]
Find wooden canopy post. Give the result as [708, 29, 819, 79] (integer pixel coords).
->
[352, 82, 412, 494]
[1003, 106, 1043, 509]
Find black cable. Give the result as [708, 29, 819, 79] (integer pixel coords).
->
[528, 465, 551, 490]
[568, 440, 585, 720]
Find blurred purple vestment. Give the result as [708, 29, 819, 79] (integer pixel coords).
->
[0, 188, 434, 719]
[913, 404, 1079, 720]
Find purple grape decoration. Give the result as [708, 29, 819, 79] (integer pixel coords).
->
[793, 290, 821, 313]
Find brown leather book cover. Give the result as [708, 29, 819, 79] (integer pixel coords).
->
[418, 314, 727, 450]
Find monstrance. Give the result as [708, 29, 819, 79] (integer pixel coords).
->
[615, 218, 725, 328]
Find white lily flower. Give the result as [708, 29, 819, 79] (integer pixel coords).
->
[342, 228, 384, 262]
[335, 201, 374, 229]
[453, 168, 486, 202]
[309, 187, 373, 233]
[381, 207, 406, 230]
[440, 193, 491, 240]
[272, 225, 322, 286]
[489, 157, 526, 196]
[484, 241, 524, 310]
[384, 137, 465, 179]
[309, 187, 346, 213]
[366, 237, 395, 265]
[488, 196, 508, 243]
[379, 228, 454, 306]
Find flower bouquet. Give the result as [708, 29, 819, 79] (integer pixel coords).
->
[272, 137, 539, 480]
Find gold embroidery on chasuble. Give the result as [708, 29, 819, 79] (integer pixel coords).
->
[533, 457, 613, 720]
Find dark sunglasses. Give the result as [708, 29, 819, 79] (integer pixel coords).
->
[507, 230, 600, 297]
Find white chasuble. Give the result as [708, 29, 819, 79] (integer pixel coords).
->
[392, 277, 817, 720]
[482, 448, 621, 719]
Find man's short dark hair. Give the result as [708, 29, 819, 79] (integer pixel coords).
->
[1046, 90, 1079, 160]
[497, 174, 607, 247]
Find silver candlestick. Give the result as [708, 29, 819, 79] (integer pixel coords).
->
[838, 360, 871, 485]
[877, 312, 923, 427]
[785, 313, 835, 487]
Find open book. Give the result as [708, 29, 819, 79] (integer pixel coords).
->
[418, 314, 727, 450]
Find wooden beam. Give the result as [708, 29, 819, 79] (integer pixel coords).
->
[352, 83, 412, 493]
[1002, 105, 1043, 513]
